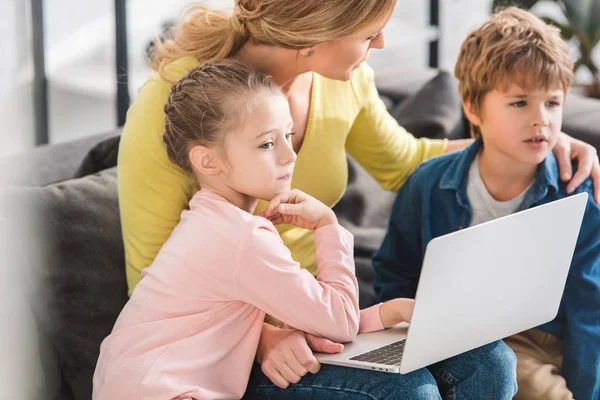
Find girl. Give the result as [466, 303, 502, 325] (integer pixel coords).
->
[93, 60, 413, 400]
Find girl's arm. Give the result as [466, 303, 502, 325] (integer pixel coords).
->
[234, 221, 360, 344]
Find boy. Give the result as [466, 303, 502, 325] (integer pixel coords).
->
[373, 7, 600, 400]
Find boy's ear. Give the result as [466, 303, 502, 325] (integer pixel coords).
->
[189, 145, 221, 175]
[462, 100, 482, 127]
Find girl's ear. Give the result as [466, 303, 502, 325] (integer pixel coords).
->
[463, 99, 483, 127]
[189, 145, 221, 175]
[300, 46, 316, 58]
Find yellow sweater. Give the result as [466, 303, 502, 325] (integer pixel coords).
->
[119, 57, 447, 294]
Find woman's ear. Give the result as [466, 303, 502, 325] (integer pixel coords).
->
[463, 99, 482, 127]
[189, 145, 221, 175]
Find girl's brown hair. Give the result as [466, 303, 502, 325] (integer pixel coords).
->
[454, 7, 574, 138]
[151, 0, 397, 82]
[163, 58, 282, 173]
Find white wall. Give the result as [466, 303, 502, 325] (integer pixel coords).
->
[439, 0, 600, 81]
[3, 0, 597, 155]
[0, 0, 439, 153]
[440, 0, 494, 72]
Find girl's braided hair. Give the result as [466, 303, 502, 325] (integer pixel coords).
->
[163, 58, 282, 173]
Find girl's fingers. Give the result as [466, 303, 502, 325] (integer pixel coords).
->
[263, 200, 282, 217]
[264, 191, 295, 216]
[278, 203, 302, 215]
[269, 216, 283, 225]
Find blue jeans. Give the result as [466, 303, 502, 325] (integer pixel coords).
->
[243, 340, 517, 399]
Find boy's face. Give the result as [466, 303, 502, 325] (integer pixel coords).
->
[467, 82, 565, 166]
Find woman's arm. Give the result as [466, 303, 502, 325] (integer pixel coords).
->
[345, 65, 447, 192]
[348, 65, 600, 200]
[553, 133, 600, 203]
[445, 138, 474, 153]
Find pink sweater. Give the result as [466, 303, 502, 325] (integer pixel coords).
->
[93, 189, 383, 400]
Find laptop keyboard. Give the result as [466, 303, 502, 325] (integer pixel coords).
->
[349, 339, 406, 366]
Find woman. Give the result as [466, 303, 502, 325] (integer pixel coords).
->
[118, 0, 599, 398]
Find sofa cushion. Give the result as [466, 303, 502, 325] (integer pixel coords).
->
[0, 131, 120, 188]
[391, 71, 468, 140]
[0, 167, 128, 400]
[375, 67, 439, 106]
[563, 94, 600, 154]
[74, 135, 120, 178]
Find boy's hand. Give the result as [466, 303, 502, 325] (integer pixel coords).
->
[262, 189, 337, 230]
[379, 298, 415, 329]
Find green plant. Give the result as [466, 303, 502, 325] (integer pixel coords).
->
[491, 0, 600, 98]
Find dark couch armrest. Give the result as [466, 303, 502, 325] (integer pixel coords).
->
[0, 130, 120, 187]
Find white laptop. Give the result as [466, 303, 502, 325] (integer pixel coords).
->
[316, 193, 588, 374]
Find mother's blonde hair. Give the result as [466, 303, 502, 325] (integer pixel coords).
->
[152, 0, 397, 82]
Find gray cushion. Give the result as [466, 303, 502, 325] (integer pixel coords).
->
[563, 94, 600, 154]
[1, 167, 128, 400]
[375, 68, 439, 105]
[391, 71, 468, 140]
[0, 131, 120, 188]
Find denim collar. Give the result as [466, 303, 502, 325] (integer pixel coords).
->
[439, 139, 560, 210]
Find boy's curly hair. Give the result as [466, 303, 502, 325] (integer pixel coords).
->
[454, 7, 574, 138]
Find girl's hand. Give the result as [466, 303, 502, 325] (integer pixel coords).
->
[262, 189, 337, 230]
[379, 298, 415, 329]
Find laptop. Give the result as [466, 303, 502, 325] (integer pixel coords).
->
[316, 193, 588, 374]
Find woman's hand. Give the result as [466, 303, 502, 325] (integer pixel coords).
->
[256, 323, 343, 389]
[262, 189, 337, 230]
[553, 133, 600, 203]
[379, 298, 415, 329]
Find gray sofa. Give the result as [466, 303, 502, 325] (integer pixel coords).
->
[1, 69, 599, 400]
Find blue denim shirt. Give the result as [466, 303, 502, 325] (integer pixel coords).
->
[373, 140, 600, 399]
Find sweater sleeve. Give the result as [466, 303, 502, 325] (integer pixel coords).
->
[345, 64, 447, 192]
[118, 78, 195, 295]
[234, 223, 360, 343]
[359, 304, 384, 333]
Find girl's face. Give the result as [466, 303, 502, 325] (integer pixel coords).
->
[309, 17, 388, 81]
[220, 93, 297, 202]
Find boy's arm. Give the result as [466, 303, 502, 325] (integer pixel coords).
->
[372, 173, 426, 303]
[561, 190, 600, 399]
